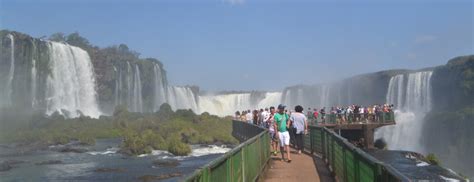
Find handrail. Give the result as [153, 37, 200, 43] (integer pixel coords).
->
[185, 120, 270, 182]
[186, 119, 409, 182]
[307, 125, 410, 182]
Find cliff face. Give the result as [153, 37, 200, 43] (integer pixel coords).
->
[0, 30, 169, 115]
[422, 55, 474, 178]
[430, 55, 474, 111]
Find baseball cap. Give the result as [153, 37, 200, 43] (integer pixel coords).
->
[277, 104, 286, 110]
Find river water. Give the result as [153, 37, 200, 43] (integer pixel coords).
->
[0, 138, 231, 181]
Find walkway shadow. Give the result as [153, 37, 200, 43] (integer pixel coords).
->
[312, 155, 334, 182]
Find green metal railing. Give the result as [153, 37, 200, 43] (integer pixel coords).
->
[305, 125, 409, 182]
[186, 121, 270, 182]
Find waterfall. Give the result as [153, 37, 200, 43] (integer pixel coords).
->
[114, 66, 119, 107]
[31, 59, 37, 107]
[195, 92, 281, 116]
[45, 42, 101, 118]
[132, 65, 143, 112]
[153, 64, 167, 111]
[256, 92, 282, 109]
[376, 71, 433, 153]
[386, 75, 404, 108]
[167, 86, 199, 112]
[5, 34, 15, 106]
[127, 62, 133, 111]
[320, 84, 330, 107]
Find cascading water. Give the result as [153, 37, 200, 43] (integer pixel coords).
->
[31, 58, 37, 107]
[167, 86, 199, 112]
[114, 66, 119, 107]
[127, 62, 133, 111]
[196, 92, 281, 116]
[45, 42, 101, 118]
[153, 64, 167, 111]
[320, 84, 330, 107]
[376, 71, 433, 153]
[5, 34, 15, 106]
[385, 74, 405, 108]
[132, 65, 143, 112]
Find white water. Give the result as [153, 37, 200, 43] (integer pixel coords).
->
[138, 145, 231, 159]
[386, 74, 404, 108]
[127, 62, 133, 111]
[45, 42, 101, 118]
[132, 65, 143, 112]
[31, 59, 37, 107]
[153, 64, 167, 111]
[113, 66, 119, 107]
[5, 34, 15, 106]
[376, 71, 433, 153]
[167, 86, 199, 112]
[196, 92, 282, 116]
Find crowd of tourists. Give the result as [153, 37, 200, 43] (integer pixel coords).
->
[233, 103, 395, 163]
[234, 104, 308, 163]
[306, 104, 395, 124]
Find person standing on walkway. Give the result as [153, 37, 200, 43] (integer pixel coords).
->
[262, 108, 270, 128]
[267, 106, 279, 155]
[290, 105, 308, 154]
[246, 110, 253, 124]
[274, 104, 291, 163]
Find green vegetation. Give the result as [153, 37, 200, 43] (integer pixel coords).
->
[0, 103, 238, 156]
[425, 153, 440, 165]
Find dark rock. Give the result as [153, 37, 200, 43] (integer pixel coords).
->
[4, 160, 26, 165]
[94, 168, 126, 173]
[0, 162, 12, 172]
[35, 160, 62, 165]
[57, 147, 88, 153]
[138, 172, 182, 182]
[152, 159, 180, 167]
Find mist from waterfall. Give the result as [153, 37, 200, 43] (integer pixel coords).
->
[376, 71, 433, 153]
[45, 42, 101, 118]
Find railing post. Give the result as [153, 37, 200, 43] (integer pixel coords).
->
[310, 127, 314, 154]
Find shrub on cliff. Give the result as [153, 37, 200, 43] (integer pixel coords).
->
[167, 135, 191, 156]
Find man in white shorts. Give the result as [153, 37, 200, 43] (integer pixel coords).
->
[273, 104, 291, 163]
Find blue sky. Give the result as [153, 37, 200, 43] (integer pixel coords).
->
[1, 0, 472, 91]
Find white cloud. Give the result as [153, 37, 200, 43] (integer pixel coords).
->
[414, 35, 437, 44]
[223, 0, 245, 5]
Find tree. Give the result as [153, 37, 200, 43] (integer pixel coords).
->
[66, 32, 91, 49]
[49, 32, 66, 42]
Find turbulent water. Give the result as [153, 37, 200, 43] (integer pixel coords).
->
[375, 71, 433, 153]
[0, 139, 230, 181]
[45, 42, 101, 118]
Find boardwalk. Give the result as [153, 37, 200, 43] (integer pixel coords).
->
[261, 150, 333, 182]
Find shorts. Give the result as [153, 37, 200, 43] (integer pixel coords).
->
[278, 131, 290, 146]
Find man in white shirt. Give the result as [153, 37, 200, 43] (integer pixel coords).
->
[246, 110, 253, 124]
